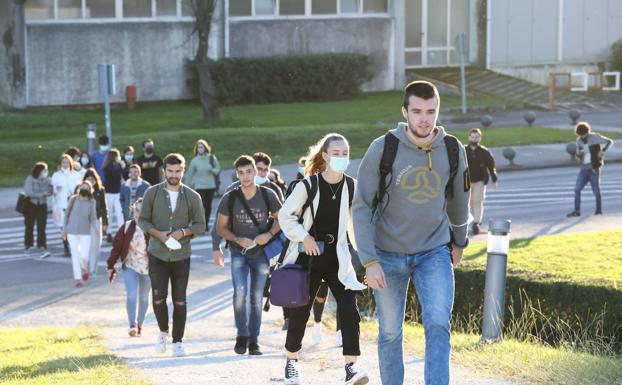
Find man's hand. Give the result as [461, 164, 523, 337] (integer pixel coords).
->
[255, 233, 272, 246]
[154, 230, 168, 244]
[451, 247, 464, 268]
[169, 229, 184, 241]
[236, 237, 255, 249]
[365, 263, 387, 290]
[302, 235, 321, 256]
[212, 250, 225, 267]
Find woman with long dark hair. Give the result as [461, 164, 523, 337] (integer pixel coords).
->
[83, 168, 108, 275]
[278, 133, 368, 385]
[184, 139, 221, 231]
[23, 162, 52, 258]
[103, 149, 124, 240]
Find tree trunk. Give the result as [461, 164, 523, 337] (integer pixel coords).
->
[196, 62, 218, 121]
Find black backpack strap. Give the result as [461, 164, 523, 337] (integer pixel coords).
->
[345, 174, 355, 208]
[372, 132, 399, 217]
[443, 135, 460, 199]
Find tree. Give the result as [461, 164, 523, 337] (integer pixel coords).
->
[189, 0, 219, 122]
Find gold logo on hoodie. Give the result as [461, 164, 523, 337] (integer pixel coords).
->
[400, 167, 442, 204]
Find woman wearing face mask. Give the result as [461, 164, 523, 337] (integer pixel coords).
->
[268, 169, 287, 198]
[83, 168, 108, 276]
[63, 180, 99, 288]
[107, 198, 151, 337]
[184, 139, 221, 231]
[121, 146, 136, 180]
[79, 152, 93, 171]
[278, 133, 368, 385]
[52, 154, 81, 257]
[23, 162, 53, 258]
[103, 149, 125, 242]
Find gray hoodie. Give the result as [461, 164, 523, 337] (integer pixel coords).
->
[352, 123, 470, 266]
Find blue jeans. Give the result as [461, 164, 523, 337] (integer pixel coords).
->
[374, 245, 454, 385]
[230, 251, 270, 343]
[574, 168, 601, 212]
[123, 267, 151, 328]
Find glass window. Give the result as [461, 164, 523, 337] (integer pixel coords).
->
[427, 0, 447, 46]
[405, 0, 422, 47]
[405, 51, 422, 66]
[25, 0, 54, 20]
[230, 0, 252, 15]
[340, 0, 358, 13]
[85, 0, 116, 18]
[256, 0, 275, 15]
[58, 0, 82, 19]
[280, 0, 305, 15]
[427, 50, 447, 66]
[312, 0, 336, 14]
[450, 0, 469, 59]
[363, 0, 387, 13]
[157, 0, 177, 16]
[182, 0, 194, 16]
[124, 0, 152, 17]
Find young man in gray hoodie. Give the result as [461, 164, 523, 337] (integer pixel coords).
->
[352, 81, 470, 385]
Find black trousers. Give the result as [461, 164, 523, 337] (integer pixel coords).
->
[285, 252, 361, 356]
[24, 203, 47, 249]
[313, 282, 341, 331]
[196, 189, 215, 230]
[148, 255, 191, 343]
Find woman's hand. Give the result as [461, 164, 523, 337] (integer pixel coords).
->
[302, 235, 321, 256]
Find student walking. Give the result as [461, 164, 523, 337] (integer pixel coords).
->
[184, 139, 221, 231]
[465, 128, 498, 234]
[107, 198, 151, 337]
[83, 168, 108, 275]
[23, 162, 53, 258]
[278, 134, 368, 385]
[103, 149, 125, 241]
[52, 154, 81, 257]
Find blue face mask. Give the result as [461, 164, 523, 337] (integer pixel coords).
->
[100, 145, 109, 152]
[81, 157, 89, 166]
[124, 154, 133, 162]
[255, 175, 268, 185]
[329, 156, 350, 173]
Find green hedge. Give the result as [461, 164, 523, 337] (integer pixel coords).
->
[357, 269, 622, 348]
[197, 54, 374, 105]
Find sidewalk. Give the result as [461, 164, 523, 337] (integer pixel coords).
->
[1, 141, 620, 215]
[0, 260, 515, 385]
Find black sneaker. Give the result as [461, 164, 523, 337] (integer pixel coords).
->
[282, 318, 289, 331]
[472, 222, 480, 235]
[595, 210, 603, 215]
[566, 211, 581, 217]
[106, 234, 113, 243]
[284, 358, 300, 385]
[345, 362, 369, 385]
[248, 342, 262, 356]
[234, 336, 248, 355]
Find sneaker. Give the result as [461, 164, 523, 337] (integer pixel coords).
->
[106, 234, 113, 243]
[234, 336, 248, 355]
[248, 342, 263, 356]
[137, 325, 142, 336]
[335, 329, 343, 347]
[128, 326, 138, 337]
[595, 210, 603, 215]
[566, 211, 581, 217]
[25, 247, 32, 256]
[312, 322, 323, 344]
[172, 342, 186, 357]
[39, 249, 51, 259]
[74, 281, 84, 288]
[81, 271, 89, 282]
[282, 318, 289, 331]
[154, 331, 168, 353]
[472, 222, 480, 235]
[284, 358, 300, 385]
[345, 362, 369, 385]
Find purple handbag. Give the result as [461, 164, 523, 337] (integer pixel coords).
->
[269, 264, 310, 308]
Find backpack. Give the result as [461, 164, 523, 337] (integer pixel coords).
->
[371, 132, 461, 217]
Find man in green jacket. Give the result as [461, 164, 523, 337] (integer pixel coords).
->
[138, 153, 206, 357]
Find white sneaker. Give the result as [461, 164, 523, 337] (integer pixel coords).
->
[284, 358, 301, 385]
[172, 342, 186, 357]
[345, 362, 369, 385]
[154, 331, 168, 353]
[39, 250, 51, 259]
[335, 329, 343, 347]
[312, 322, 323, 344]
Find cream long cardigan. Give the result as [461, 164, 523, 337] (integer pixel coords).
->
[277, 175, 367, 291]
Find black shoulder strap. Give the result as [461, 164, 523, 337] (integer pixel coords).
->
[227, 188, 238, 222]
[345, 175, 355, 208]
[443, 135, 460, 199]
[372, 132, 399, 217]
[236, 188, 263, 230]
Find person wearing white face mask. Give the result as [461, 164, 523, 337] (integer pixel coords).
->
[278, 133, 368, 385]
[23, 162, 53, 258]
[52, 154, 81, 257]
[121, 146, 137, 180]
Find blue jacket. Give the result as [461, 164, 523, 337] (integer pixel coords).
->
[120, 179, 151, 221]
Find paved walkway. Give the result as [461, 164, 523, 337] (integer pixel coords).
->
[0, 260, 515, 385]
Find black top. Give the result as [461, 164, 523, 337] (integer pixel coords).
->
[104, 163, 124, 193]
[466, 145, 498, 184]
[311, 174, 343, 268]
[136, 154, 163, 186]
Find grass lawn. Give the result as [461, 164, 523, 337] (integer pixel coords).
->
[0, 326, 148, 385]
[359, 321, 622, 385]
[462, 230, 622, 288]
[2, 91, 622, 187]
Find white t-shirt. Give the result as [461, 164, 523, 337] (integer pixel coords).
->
[583, 149, 591, 165]
[167, 190, 179, 212]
